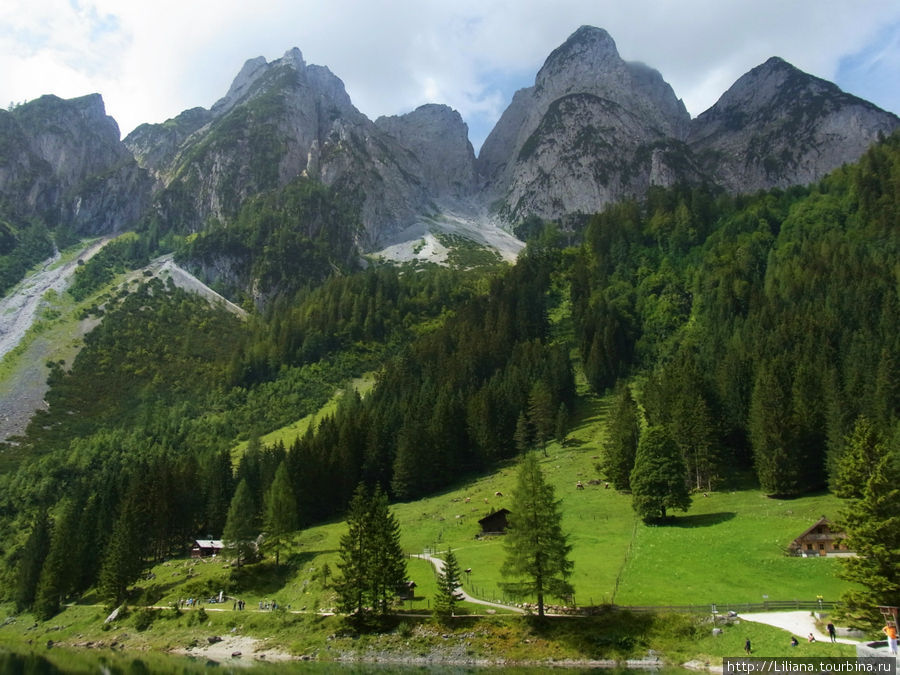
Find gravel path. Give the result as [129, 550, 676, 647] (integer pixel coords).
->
[416, 553, 525, 614]
[739, 611, 857, 644]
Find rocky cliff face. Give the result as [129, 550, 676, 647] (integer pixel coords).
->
[0, 94, 151, 234]
[478, 26, 898, 224]
[2, 27, 897, 256]
[687, 57, 899, 193]
[127, 49, 477, 248]
[478, 26, 697, 221]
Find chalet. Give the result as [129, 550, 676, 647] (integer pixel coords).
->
[191, 539, 225, 558]
[478, 508, 510, 535]
[788, 517, 852, 557]
[396, 580, 417, 600]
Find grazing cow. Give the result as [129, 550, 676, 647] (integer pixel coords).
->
[495, 491, 503, 497]
[576, 481, 584, 490]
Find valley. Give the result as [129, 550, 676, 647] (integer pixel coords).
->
[0, 22, 898, 671]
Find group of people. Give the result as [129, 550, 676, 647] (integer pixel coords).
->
[743, 620, 899, 657]
[232, 599, 247, 610]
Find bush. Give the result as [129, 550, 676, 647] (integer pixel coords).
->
[133, 608, 157, 631]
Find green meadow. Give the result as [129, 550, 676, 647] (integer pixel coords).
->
[125, 386, 851, 618]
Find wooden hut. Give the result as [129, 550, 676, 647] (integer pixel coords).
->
[478, 508, 510, 535]
[191, 539, 224, 558]
[788, 517, 852, 557]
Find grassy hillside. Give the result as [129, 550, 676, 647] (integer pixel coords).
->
[110, 386, 850, 618]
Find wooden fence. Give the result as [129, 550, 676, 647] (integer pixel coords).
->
[595, 599, 839, 615]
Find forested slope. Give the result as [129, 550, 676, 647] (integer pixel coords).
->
[1, 133, 897, 618]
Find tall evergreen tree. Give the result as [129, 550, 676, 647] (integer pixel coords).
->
[830, 416, 884, 499]
[500, 452, 574, 618]
[749, 360, 801, 496]
[527, 381, 555, 454]
[223, 479, 258, 568]
[602, 384, 641, 490]
[99, 485, 150, 605]
[434, 548, 465, 619]
[33, 497, 83, 620]
[836, 439, 900, 627]
[264, 461, 298, 567]
[630, 426, 691, 522]
[14, 510, 51, 612]
[334, 484, 406, 623]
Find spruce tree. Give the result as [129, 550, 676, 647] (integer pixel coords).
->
[33, 497, 82, 620]
[14, 510, 51, 612]
[831, 416, 883, 499]
[434, 548, 465, 619]
[836, 441, 900, 626]
[630, 426, 691, 522]
[99, 487, 150, 605]
[335, 484, 407, 622]
[264, 461, 298, 567]
[602, 384, 641, 490]
[223, 479, 258, 568]
[749, 360, 801, 496]
[527, 381, 555, 455]
[500, 452, 573, 618]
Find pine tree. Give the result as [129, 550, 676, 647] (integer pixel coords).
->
[264, 461, 298, 567]
[514, 412, 533, 454]
[14, 510, 51, 612]
[223, 479, 258, 568]
[630, 426, 691, 522]
[527, 381, 555, 455]
[334, 485, 369, 618]
[334, 484, 407, 623]
[836, 441, 900, 627]
[99, 487, 150, 605]
[830, 416, 884, 499]
[749, 360, 801, 496]
[500, 452, 574, 618]
[434, 548, 464, 619]
[602, 384, 641, 490]
[33, 497, 83, 620]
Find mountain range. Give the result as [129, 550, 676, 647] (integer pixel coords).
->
[0, 25, 897, 259]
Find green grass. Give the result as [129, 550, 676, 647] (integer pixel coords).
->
[230, 373, 377, 462]
[207, 385, 851, 615]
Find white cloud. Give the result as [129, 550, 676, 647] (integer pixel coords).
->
[1, 0, 897, 149]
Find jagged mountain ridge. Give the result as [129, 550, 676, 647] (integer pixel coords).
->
[125, 48, 478, 250]
[478, 26, 899, 222]
[0, 94, 151, 234]
[1, 26, 898, 254]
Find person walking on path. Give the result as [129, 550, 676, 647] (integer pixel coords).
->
[826, 622, 836, 643]
[882, 624, 898, 655]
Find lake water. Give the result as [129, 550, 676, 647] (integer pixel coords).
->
[0, 645, 674, 674]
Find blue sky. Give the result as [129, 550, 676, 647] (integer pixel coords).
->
[1, 1, 898, 152]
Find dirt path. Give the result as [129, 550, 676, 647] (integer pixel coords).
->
[739, 611, 857, 644]
[416, 553, 525, 614]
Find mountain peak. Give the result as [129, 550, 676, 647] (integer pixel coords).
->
[537, 26, 620, 86]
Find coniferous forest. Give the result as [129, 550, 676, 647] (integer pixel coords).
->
[0, 133, 898, 617]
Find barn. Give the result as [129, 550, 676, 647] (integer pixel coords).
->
[788, 517, 852, 557]
[191, 539, 225, 558]
[478, 508, 510, 535]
